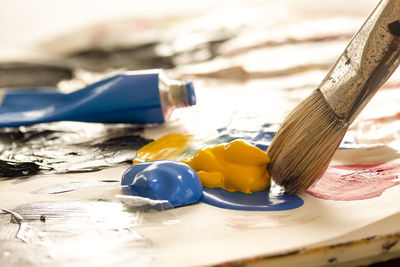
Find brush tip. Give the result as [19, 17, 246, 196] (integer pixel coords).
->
[266, 89, 349, 194]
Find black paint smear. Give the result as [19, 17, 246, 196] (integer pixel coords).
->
[0, 160, 40, 177]
[0, 122, 152, 178]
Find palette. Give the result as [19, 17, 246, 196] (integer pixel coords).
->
[1, 159, 400, 266]
[1, 0, 400, 266]
[2, 76, 400, 266]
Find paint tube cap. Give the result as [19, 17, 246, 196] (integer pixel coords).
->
[185, 81, 196, 106]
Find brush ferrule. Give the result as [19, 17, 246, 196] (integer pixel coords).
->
[319, 0, 400, 124]
[315, 88, 349, 127]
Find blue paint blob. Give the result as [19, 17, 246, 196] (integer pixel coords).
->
[215, 125, 277, 150]
[216, 122, 359, 151]
[121, 160, 203, 207]
[200, 184, 304, 211]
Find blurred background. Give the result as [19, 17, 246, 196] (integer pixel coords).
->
[0, 0, 378, 88]
[0, 0, 376, 50]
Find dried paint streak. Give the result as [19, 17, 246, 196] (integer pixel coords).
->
[0, 201, 158, 266]
[0, 209, 30, 243]
[307, 161, 400, 201]
[32, 180, 119, 194]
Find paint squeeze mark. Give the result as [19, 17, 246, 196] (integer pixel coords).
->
[0, 208, 30, 243]
[307, 161, 400, 201]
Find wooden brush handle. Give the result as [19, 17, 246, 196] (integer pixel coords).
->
[319, 0, 400, 124]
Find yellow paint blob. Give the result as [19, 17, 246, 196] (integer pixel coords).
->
[182, 140, 270, 193]
[133, 133, 192, 164]
[133, 133, 271, 193]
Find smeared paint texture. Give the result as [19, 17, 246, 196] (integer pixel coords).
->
[307, 161, 400, 201]
[121, 160, 202, 207]
[0, 201, 157, 266]
[0, 122, 151, 177]
[182, 140, 270, 193]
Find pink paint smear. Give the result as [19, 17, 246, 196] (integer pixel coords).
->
[306, 161, 400, 201]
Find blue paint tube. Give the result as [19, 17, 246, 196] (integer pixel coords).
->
[0, 69, 196, 128]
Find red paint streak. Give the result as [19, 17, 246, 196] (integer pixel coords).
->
[306, 161, 400, 201]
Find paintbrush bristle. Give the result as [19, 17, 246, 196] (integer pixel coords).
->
[266, 89, 349, 194]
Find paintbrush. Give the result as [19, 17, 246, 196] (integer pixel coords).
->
[266, 0, 400, 194]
